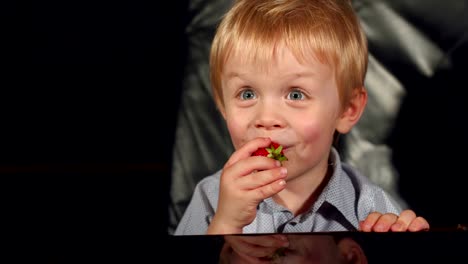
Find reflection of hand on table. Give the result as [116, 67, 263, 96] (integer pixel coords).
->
[219, 234, 368, 264]
[219, 234, 289, 263]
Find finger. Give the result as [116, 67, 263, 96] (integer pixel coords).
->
[228, 236, 286, 258]
[244, 235, 289, 248]
[238, 167, 287, 190]
[225, 137, 272, 167]
[372, 213, 398, 232]
[228, 156, 283, 180]
[408, 216, 430, 232]
[390, 209, 416, 232]
[252, 178, 287, 201]
[234, 242, 274, 258]
[360, 212, 382, 232]
[234, 251, 270, 264]
[226, 235, 288, 249]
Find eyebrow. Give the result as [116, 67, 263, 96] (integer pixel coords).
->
[225, 70, 316, 80]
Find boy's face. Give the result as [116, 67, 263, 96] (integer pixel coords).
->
[220, 46, 356, 181]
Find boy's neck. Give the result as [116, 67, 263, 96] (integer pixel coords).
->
[273, 162, 334, 216]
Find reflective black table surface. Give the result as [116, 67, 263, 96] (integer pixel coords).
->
[45, 229, 467, 263]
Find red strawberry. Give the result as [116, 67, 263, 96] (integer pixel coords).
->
[252, 148, 269, 157]
[252, 141, 288, 163]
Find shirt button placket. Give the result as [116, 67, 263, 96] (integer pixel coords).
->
[275, 211, 292, 233]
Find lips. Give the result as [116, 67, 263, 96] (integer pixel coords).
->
[266, 139, 290, 151]
[272, 142, 289, 151]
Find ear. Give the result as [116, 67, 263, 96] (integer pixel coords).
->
[337, 238, 368, 264]
[335, 87, 367, 134]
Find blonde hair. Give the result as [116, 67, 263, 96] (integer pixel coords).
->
[210, 0, 368, 112]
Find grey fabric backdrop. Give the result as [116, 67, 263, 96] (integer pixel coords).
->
[169, 0, 468, 234]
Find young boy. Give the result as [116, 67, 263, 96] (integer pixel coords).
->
[175, 0, 429, 235]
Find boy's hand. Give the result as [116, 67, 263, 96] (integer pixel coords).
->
[359, 209, 430, 232]
[207, 137, 288, 234]
[220, 234, 289, 263]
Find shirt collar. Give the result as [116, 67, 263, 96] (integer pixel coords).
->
[311, 147, 359, 227]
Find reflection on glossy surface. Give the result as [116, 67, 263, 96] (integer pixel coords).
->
[219, 233, 367, 264]
[160, 230, 468, 264]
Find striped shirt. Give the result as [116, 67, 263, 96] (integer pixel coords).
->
[174, 148, 402, 235]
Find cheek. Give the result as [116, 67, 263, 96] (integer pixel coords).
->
[296, 119, 335, 155]
[297, 113, 337, 144]
[225, 118, 245, 149]
[299, 121, 323, 143]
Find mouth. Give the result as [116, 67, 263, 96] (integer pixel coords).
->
[270, 140, 289, 150]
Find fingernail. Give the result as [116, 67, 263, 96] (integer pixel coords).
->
[280, 167, 287, 176]
[275, 161, 281, 167]
[375, 224, 385, 232]
[393, 223, 402, 231]
[279, 180, 286, 185]
[360, 222, 371, 230]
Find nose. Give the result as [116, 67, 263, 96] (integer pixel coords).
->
[254, 101, 286, 130]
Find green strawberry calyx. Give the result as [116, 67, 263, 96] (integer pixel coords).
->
[266, 144, 288, 162]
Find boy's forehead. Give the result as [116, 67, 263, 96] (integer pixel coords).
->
[224, 43, 331, 72]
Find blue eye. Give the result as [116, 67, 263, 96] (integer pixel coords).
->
[240, 89, 256, 100]
[288, 89, 304, 100]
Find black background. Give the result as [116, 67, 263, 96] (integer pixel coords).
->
[3, 1, 189, 248]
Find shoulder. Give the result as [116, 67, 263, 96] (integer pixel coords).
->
[329, 147, 376, 189]
[180, 170, 222, 221]
[341, 163, 402, 215]
[195, 169, 221, 190]
[341, 163, 374, 188]
[190, 169, 222, 201]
